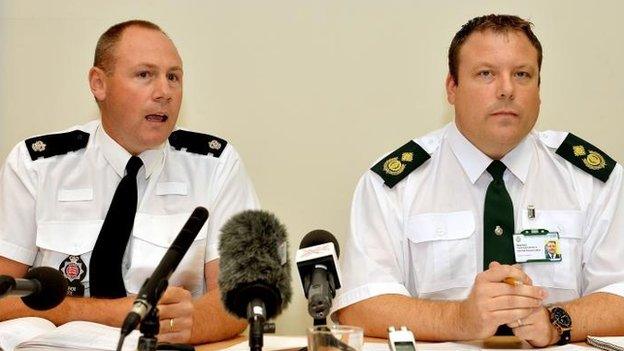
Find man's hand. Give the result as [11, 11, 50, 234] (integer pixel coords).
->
[156, 286, 194, 343]
[458, 262, 547, 339]
[507, 306, 559, 347]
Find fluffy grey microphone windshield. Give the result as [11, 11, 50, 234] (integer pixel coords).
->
[218, 210, 292, 319]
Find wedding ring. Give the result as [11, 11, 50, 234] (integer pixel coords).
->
[169, 318, 175, 332]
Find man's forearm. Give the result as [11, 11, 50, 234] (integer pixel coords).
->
[0, 295, 133, 326]
[564, 292, 624, 341]
[337, 294, 465, 341]
[189, 288, 246, 344]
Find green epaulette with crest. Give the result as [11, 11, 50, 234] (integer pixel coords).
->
[371, 140, 430, 188]
[555, 133, 616, 182]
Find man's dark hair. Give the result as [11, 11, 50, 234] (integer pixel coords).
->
[93, 19, 166, 74]
[448, 14, 542, 84]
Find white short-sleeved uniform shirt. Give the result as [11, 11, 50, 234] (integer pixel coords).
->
[333, 123, 624, 315]
[0, 120, 260, 297]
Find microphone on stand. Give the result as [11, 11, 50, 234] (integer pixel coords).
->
[117, 206, 209, 351]
[218, 210, 292, 351]
[296, 229, 342, 325]
[0, 266, 68, 310]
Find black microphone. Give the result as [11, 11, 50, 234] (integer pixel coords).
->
[296, 230, 342, 324]
[120, 206, 209, 337]
[218, 210, 292, 351]
[0, 267, 68, 310]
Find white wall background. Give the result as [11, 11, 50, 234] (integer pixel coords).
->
[1, 0, 623, 336]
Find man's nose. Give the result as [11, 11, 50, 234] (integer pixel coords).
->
[496, 74, 515, 100]
[152, 76, 172, 102]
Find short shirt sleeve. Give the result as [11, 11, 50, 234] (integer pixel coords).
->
[581, 164, 624, 297]
[203, 144, 260, 262]
[0, 143, 40, 264]
[331, 171, 410, 318]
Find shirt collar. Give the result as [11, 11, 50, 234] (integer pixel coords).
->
[448, 122, 533, 184]
[95, 122, 165, 179]
[500, 132, 533, 184]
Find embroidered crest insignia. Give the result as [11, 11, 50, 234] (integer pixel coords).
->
[209, 140, 222, 150]
[572, 145, 586, 157]
[583, 150, 606, 170]
[31, 140, 47, 152]
[383, 157, 405, 176]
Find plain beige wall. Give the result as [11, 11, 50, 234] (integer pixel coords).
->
[1, 0, 623, 336]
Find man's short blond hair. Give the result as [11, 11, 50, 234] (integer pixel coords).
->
[93, 19, 166, 74]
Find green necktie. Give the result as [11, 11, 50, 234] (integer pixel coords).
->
[483, 160, 515, 270]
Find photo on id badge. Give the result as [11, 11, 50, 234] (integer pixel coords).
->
[513, 229, 562, 263]
[544, 239, 562, 261]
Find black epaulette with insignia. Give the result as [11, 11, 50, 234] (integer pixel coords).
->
[168, 130, 227, 158]
[555, 133, 617, 182]
[25, 130, 89, 161]
[371, 140, 431, 188]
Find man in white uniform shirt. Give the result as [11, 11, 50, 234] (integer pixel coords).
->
[334, 15, 624, 347]
[0, 20, 258, 344]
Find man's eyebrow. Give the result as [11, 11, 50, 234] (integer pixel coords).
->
[133, 63, 183, 72]
[134, 63, 158, 69]
[470, 62, 495, 69]
[515, 64, 537, 70]
[469, 62, 537, 70]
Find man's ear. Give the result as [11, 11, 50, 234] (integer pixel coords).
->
[445, 73, 457, 105]
[88, 67, 107, 102]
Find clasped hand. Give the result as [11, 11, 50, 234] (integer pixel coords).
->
[459, 262, 551, 344]
[155, 286, 194, 343]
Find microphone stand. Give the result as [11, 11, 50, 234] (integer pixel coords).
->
[248, 298, 266, 351]
[137, 307, 160, 351]
[313, 317, 326, 326]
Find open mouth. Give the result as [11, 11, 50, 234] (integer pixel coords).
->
[145, 114, 168, 122]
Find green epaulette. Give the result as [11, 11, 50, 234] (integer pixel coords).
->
[371, 140, 430, 188]
[555, 133, 616, 182]
[25, 130, 90, 161]
[168, 130, 227, 158]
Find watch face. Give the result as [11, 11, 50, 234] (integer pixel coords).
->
[553, 307, 572, 328]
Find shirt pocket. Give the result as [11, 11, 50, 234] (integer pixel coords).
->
[57, 188, 94, 202]
[519, 210, 584, 291]
[405, 211, 476, 294]
[35, 220, 103, 284]
[127, 213, 208, 296]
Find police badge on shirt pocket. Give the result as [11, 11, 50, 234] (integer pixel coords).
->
[35, 220, 103, 296]
[405, 211, 477, 294]
[519, 210, 584, 292]
[128, 212, 208, 296]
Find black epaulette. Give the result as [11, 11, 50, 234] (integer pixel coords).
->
[168, 130, 227, 158]
[371, 140, 431, 188]
[555, 133, 617, 182]
[24, 130, 89, 161]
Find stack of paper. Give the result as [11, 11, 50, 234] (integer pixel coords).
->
[587, 336, 624, 351]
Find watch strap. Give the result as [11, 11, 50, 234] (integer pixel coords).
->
[557, 330, 571, 346]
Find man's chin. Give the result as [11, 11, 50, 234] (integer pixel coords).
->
[491, 123, 530, 140]
[138, 134, 171, 151]
[143, 123, 175, 139]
